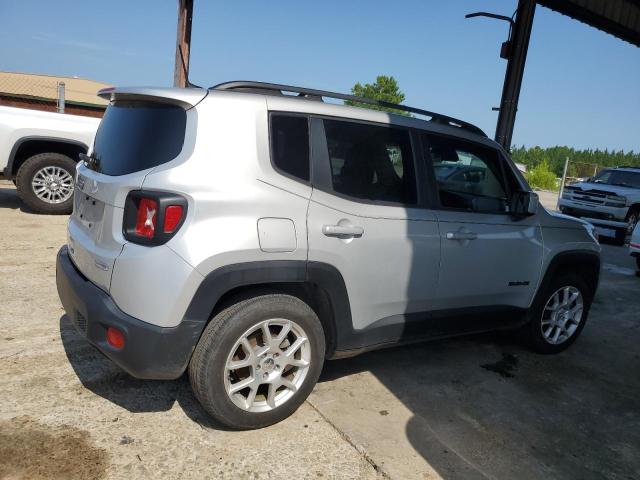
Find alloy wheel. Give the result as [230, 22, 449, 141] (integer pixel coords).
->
[31, 166, 74, 204]
[541, 286, 583, 345]
[224, 318, 311, 413]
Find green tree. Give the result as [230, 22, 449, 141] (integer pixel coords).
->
[525, 160, 558, 191]
[345, 75, 410, 116]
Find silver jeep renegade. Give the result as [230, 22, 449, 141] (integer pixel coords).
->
[56, 81, 601, 429]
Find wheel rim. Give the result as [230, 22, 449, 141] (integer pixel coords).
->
[31, 166, 74, 204]
[224, 318, 311, 413]
[541, 286, 583, 345]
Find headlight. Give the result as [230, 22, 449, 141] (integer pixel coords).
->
[605, 194, 627, 207]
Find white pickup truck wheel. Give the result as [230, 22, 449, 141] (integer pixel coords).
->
[16, 153, 76, 214]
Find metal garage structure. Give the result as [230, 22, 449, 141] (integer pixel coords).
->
[493, 0, 640, 150]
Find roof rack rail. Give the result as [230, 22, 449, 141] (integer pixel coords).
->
[617, 165, 640, 170]
[210, 81, 487, 137]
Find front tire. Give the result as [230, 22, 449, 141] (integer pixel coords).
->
[189, 294, 325, 430]
[16, 153, 76, 214]
[520, 272, 592, 354]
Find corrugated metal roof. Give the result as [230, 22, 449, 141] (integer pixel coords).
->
[0, 71, 110, 106]
[538, 0, 640, 46]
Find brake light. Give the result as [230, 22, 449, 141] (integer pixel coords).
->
[135, 198, 158, 238]
[123, 191, 188, 245]
[164, 205, 184, 233]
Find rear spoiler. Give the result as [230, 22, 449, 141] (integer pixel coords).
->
[97, 87, 208, 109]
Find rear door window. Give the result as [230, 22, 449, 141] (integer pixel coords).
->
[322, 119, 417, 205]
[90, 101, 187, 176]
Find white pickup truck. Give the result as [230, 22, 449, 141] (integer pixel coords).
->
[0, 106, 99, 214]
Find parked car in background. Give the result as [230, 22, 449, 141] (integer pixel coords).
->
[558, 166, 640, 244]
[0, 106, 99, 214]
[630, 222, 640, 270]
[56, 81, 601, 430]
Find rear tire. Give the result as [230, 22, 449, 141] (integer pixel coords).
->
[624, 207, 639, 245]
[520, 272, 593, 354]
[189, 294, 325, 430]
[16, 153, 76, 214]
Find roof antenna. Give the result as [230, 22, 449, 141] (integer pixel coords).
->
[179, 45, 202, 88]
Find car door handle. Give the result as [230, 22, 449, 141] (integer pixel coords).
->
[446, 231, 478, 241]
[322, 225, 364, 237]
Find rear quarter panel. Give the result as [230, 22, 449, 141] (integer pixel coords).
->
[135, 93, 310, 326]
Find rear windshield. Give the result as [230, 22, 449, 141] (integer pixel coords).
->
[89, 100, 186, 176]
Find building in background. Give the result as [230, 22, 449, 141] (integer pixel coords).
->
[0, 71, 109, 117]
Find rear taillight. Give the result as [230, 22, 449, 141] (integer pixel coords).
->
[124, 191, 187, 245]
[164, 205, 184, 233]
[135, 198, 158, 238]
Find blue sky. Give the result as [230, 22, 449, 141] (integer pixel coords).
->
[1, 1, 638, 151]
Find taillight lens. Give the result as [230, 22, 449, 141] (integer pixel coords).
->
[135, 198, 158, 238]
[123, 191, 187, 245]
[164, 205, 184, 233]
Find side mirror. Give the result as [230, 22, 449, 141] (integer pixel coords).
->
[510, 190, 539, 217]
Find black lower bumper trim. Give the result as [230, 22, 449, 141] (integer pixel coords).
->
[56, 246, 201, 380]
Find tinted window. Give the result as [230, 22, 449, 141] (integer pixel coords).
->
[323, 119, 417, 204]
[270, 115, 310, 182]
[91, 101, 186, 176]
[592, 169, 640, 189]
[424, 134, 511, 213]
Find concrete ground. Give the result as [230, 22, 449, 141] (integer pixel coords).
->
[1, 179, 639, 479]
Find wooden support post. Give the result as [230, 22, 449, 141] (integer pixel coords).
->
[173, 0, 193, 87]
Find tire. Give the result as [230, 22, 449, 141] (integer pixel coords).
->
[612, 227, 627, 246]
[189, 294, 325, 430]
[16, 153, 76, 214]
[520, 272, 593, 354]
[636, 256, 640, 271]
[625, 207, 639, 244]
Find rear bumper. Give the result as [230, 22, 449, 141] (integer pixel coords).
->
[56, 246, 201, 380]
[558, 199, 628, 222]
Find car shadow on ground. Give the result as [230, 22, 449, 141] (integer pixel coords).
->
[317, 283, 640, 479]
[59, 315, 233, 431]
[0, 181, 36, 213]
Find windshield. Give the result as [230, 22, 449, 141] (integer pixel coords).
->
[89, 100, 186, 176]
[591, 169, 640, 189]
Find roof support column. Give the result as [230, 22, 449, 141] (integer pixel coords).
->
[495, 0, 536, 150]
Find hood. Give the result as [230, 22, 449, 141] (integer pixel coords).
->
[566, 181, 639, 196]
[540, 207, 590, 229]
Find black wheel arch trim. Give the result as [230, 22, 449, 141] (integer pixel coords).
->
[5, 135, 89, 178]
[184, 260, 353, 358]
[539, 249, 601, 300]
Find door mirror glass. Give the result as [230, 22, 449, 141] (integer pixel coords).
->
[510, 191, 539, 216]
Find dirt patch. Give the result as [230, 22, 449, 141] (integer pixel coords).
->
[0, 416, 108, 480]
